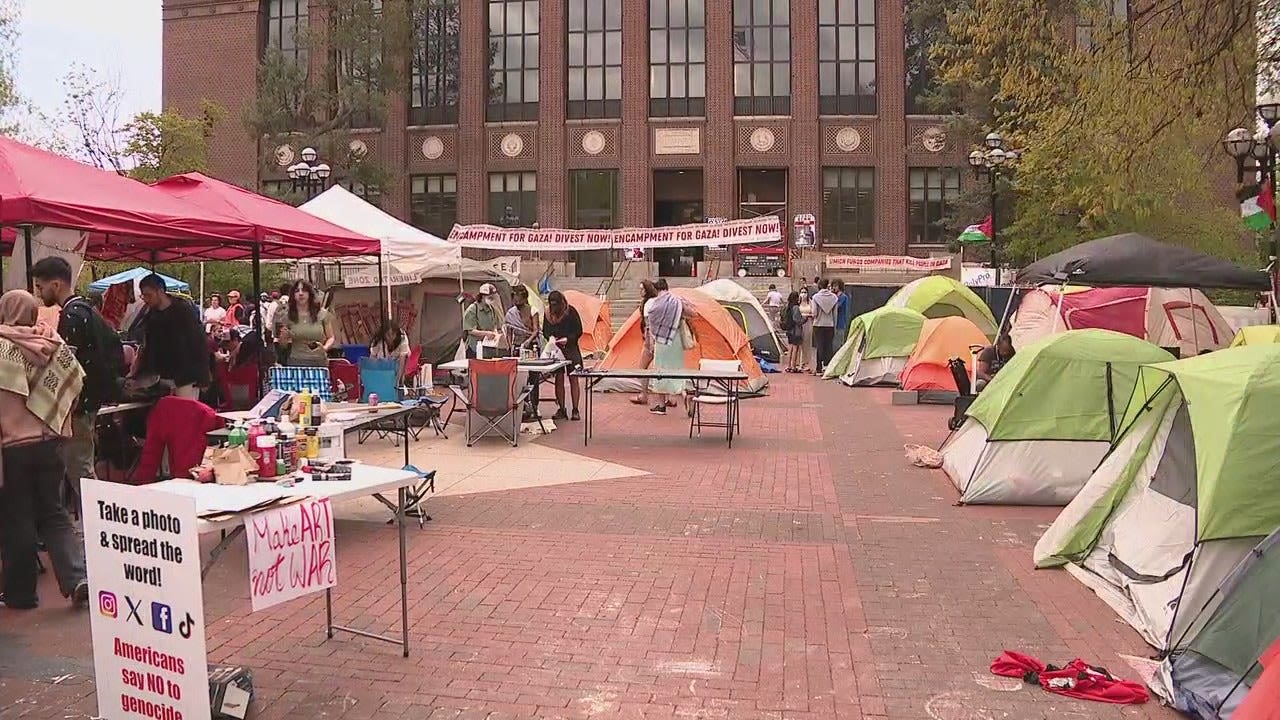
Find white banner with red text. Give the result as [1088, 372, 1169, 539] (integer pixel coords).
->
[447, 216, 782, 251]
[825, 255, 953, 272]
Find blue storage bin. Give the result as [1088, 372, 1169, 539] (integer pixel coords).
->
[342, 344, 372, 365]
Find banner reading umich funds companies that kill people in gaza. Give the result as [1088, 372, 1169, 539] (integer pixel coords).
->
[82, 480, 210, 720]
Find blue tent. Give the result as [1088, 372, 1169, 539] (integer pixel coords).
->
[88, 267, 189, 293]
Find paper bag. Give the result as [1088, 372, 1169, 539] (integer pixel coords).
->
[208, 446, 257, 486]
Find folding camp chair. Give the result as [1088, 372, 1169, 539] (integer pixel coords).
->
[449, 358, 529, 447]
[268, 366, 333, 400]
[357, 357, 404, 446]
[400, 360, 449, 439]
[328, 358, 361, 403]
[688, 359, 742, 443]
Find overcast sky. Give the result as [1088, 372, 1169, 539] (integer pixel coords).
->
[15, 0, 161, 122]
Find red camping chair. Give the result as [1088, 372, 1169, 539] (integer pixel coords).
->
[448, 358, 528, 447]
[219, 360, 260, 411]
[328, 358, 361, 402]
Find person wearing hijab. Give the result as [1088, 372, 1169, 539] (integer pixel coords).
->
[0, 290, 89, 610]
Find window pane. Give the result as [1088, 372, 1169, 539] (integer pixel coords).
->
[490, 174, 504, 192]
[606, 30, 622, 64]
[669, 66, 686, 96]
[650, 0, 666, 26]
[506, 2, 523, 32]
[650, 30, 667, 62]
[568, 0, 585, 29]
[605, 66, 622, 99]
[650, 66, 668, 97]
[773, 63, 789, 95]
[689, 63, 705, 97]
[586, 67, 604, 99]
[670, 29, 687, 62]
[689, 28, 705, 61]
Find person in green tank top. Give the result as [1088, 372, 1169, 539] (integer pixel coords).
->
[273, 279, 334, 368]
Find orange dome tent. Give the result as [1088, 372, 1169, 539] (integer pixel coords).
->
[594, 288, 768, 393]
[564, 289, 613, 358]
[900, 316, 989, 392]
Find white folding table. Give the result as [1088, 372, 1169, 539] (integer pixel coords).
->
[150, 463, 421, 657]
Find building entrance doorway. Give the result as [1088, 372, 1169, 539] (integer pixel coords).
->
[652, 170, 704, 278]
[735, 169, 789, 277]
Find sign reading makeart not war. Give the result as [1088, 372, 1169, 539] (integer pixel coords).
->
[247, 498, 336, 612]
[448, 216, 782, 251]
[83, 480, 210, 720]
[826, 255, 953, 272]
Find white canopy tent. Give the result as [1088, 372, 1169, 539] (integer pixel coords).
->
[298, 185, 465, 287]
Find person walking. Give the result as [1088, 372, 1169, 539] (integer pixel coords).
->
[643, 279, 692, 415]
[542, 291, 585, 420]
[31, 257, 125, 492]
[783, 291, 805, 373]
[798, 288, 815, 372]
[135, 274, 211, 399]
[0, 290, 89, 610]
[810, 279, 839, 374]
[274, 279, 335, 368]
[630, 280, 661, 408]
[764, 283, 784, 326]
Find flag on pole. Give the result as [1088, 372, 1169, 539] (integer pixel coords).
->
[1242, 180, 1276, 231]
[958, 216, 993, 244]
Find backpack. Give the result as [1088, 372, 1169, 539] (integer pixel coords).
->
[63, 297, 125, 411]
[779, 306, 794, 332]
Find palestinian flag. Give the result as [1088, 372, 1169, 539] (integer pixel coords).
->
[958, 216, 993, 244]
[1242, 180, 1276, 231]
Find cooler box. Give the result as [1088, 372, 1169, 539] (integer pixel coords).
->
[341, 344, 371, 365]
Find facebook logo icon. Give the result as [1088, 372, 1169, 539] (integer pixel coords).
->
[151, 602, 173, 634]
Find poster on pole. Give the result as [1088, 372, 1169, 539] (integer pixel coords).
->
[246, 498, 336, 612]
[82, 480, 210, 720]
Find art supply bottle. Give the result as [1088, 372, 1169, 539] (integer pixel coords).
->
[227, 424, 247, 448]
[304, 427, 320, 459]
[297, 388, 313, 427]
[317, 421, 343, 459]
[246, 422, 265, 465]
[257, 434, 278, 478]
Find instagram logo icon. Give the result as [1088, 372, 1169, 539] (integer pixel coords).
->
[98, 591, 118, 618]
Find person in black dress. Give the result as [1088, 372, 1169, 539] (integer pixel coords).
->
[542, 291, 584, 420]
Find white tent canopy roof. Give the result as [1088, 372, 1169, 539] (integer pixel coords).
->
[299, 185, 463, 283]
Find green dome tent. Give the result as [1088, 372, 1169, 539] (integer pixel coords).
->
[823, 306, 925, 386]
[1034, 345, 1280, 651]
[941, 330, 1174, 505]
[886, 276, 998, 337]
[1229, 324, 1280, 348]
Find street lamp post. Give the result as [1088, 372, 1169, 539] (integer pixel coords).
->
[1223, 102, 1280, 314]
[287, 146, 332, 201]
[968, 131, 1020, 270]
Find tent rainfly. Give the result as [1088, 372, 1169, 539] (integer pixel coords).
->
[563, 290, 612, 358]
[824, 306, 926, 386]
[941, 330, 1174, 505]
[885, 276, 998, 337]
[1034, 345, 1280, 653]
[1229, 325, 1280, 348]
[698, 279, 785, 364]
[1017, 233, 1270, 290]
[899, 316, 990, 393]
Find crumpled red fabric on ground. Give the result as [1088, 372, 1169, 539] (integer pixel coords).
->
[991, 650, 1149, 705]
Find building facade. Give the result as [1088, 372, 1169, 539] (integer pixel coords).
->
[163, 0, 975, 276]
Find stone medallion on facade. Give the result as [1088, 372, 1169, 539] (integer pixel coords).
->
[500, 133, 525, 158]
[421, 136, 444, 160]
[749, 127, 777, 153]
[581, 130, 606, 156]
[273, 144, 295, 167]
[834, 127, 862, 153]
[348, 139, 369, 160]
[921, 126, 948, 153]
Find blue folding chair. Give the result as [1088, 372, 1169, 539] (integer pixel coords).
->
[358, 357, 403, 446]
[268, 366, 333, 400]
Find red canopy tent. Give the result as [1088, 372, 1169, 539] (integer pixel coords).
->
[0, 135, 259, 260]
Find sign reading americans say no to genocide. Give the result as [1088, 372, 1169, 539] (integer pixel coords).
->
[82, 480, 210, 720]
[448, 215, 782, 251]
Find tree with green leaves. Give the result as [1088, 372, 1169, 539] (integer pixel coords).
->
[919, 0, 1260, 265]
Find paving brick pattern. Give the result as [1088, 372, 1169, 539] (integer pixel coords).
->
[0, 375, 1177, 719]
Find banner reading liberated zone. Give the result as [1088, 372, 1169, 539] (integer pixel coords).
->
[447, 215, 782, 251]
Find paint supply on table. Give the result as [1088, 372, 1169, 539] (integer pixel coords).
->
[304, 427, 320, 459]
[297, 387, 313, 427]
[256, 434, 278, 478]
[317, 421, 344, 459]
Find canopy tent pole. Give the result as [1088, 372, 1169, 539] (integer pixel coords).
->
[251, 243, 263, 401]
[22, 225, 33, 291]
[378, 255, 387, 322]
[199, 262, 205, 310]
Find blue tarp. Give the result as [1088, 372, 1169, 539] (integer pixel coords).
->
[88, 267, 189, 293]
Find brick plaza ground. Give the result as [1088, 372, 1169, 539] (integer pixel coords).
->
[0, 374, 1176, 719]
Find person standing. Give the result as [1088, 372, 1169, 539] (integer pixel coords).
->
[810, 279, 839, 374]
[798, 289, 815, 372]
[203, 294, 227, 333]
[31, 256, 125, 490]
[783, 291, 804, 373]
[503, 285, 541, 351]
[462, 283, 503, 358]
[136, 274, 210, 399]
[764, 284, 784, 326]
[0, 290, 89, 610]
[643, 279, 692, 415]
[223, 290, 247, 327]
[833, 279, 851, 352]
[274, 279, 335, 368]
[543, 291, 585, 420]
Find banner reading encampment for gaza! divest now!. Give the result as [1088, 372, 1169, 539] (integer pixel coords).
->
[447, 216, 782, 251]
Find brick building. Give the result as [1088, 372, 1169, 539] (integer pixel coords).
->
[163, 0, 979, 278]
